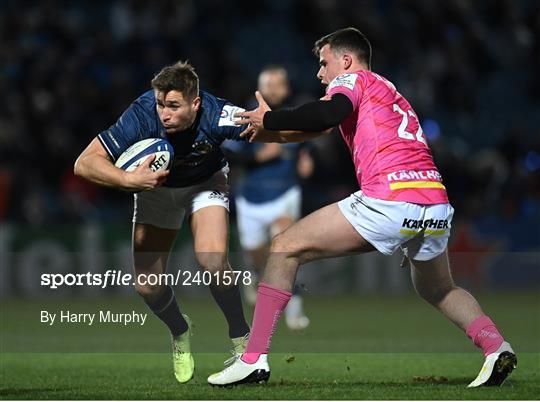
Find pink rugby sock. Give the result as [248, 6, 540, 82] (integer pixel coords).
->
[241, 283, 291, 364]
[466, 315, 504, 356]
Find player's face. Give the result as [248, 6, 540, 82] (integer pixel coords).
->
[155, 90, 201, 134]
[317, 44, 346, 86]
[258, 71, 290, 108]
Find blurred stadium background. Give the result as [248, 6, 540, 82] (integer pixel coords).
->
[0, 0, 540, 362]
[1, 0, 539, 398]
[1, 0, 538, 295]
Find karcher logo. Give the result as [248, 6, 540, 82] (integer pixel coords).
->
[388, 170, 442, 182]
[402, 218, 448, 230]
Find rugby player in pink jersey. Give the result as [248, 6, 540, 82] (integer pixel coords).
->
[208, 27, 516, 388]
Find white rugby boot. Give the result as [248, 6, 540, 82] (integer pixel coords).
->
[208, 354, 270, 386]
[468, 341, 517, 387]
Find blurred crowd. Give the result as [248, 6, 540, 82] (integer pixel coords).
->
[1, 0, 539, 238]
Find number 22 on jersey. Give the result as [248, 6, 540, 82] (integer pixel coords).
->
[392, 103, 427, 145]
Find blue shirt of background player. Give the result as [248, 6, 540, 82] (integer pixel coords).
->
[97, 89, 247, 188]
[224, 141, 300, 204]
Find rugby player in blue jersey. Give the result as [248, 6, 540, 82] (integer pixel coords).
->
[74, 61, 251, 383]
[224, 66, 310, 330]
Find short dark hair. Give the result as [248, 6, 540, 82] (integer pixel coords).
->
[258, 64, 289, 83]
[260, 64, 288, 77]
[313, 27, 372, 68]
[151, 61, 199, 100]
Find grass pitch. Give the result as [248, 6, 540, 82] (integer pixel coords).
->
[1, 292, 539, 399]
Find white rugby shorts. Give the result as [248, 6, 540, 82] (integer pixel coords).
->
[236, 186, 302, 250]
[133, 167, 230, 230]
[338, 190, 454, 261]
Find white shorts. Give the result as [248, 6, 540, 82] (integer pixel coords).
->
[338, 191, 454, 261]
[236, 186, 302, 250]
[133, 167, 230, 230]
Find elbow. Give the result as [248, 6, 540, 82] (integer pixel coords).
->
[73, 156, 84, 177]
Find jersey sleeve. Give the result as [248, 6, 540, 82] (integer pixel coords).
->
[326, 73, 361, 108]
[97, 102, 153, 161]
[215, 103, 249, 142]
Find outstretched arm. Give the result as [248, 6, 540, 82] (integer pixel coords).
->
[263, 93, 352, 132]
[235, 91, 351, 143]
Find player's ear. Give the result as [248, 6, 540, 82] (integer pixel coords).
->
[343, 54, 353, 70]
[192, 96, 201, 111]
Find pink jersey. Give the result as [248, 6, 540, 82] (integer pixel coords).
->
[326, 70, 449, 205]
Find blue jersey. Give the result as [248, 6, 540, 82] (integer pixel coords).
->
[98, 90, 247, 187]
[225, 141, 300, 203]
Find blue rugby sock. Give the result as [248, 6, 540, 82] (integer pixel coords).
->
[145, 286, 188, 337]
[210, 284, 250, 338]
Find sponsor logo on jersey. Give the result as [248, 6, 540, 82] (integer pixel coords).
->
[219, 104, 246, 127]
[387, 170, 446, 191]
[328, 73, 358, 91]
[387, 170, 442, 182]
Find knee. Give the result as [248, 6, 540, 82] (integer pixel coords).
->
[196, 253, 234, 290]
[415, 280, 456, 305]
[132, 231, 159, 266]
[133, 228, 148, 251]
[196, 252, 228, 274]
[134, 280, 163, 301]
[270, 231, 296, 254]
[270, 231, 309, 263]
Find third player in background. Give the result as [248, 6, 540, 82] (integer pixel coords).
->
[223, 66, 313, 330]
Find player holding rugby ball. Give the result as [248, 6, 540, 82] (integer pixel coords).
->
[75, 61, 251, 383]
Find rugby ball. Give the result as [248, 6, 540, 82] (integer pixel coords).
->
[114, 138, 174, 172]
